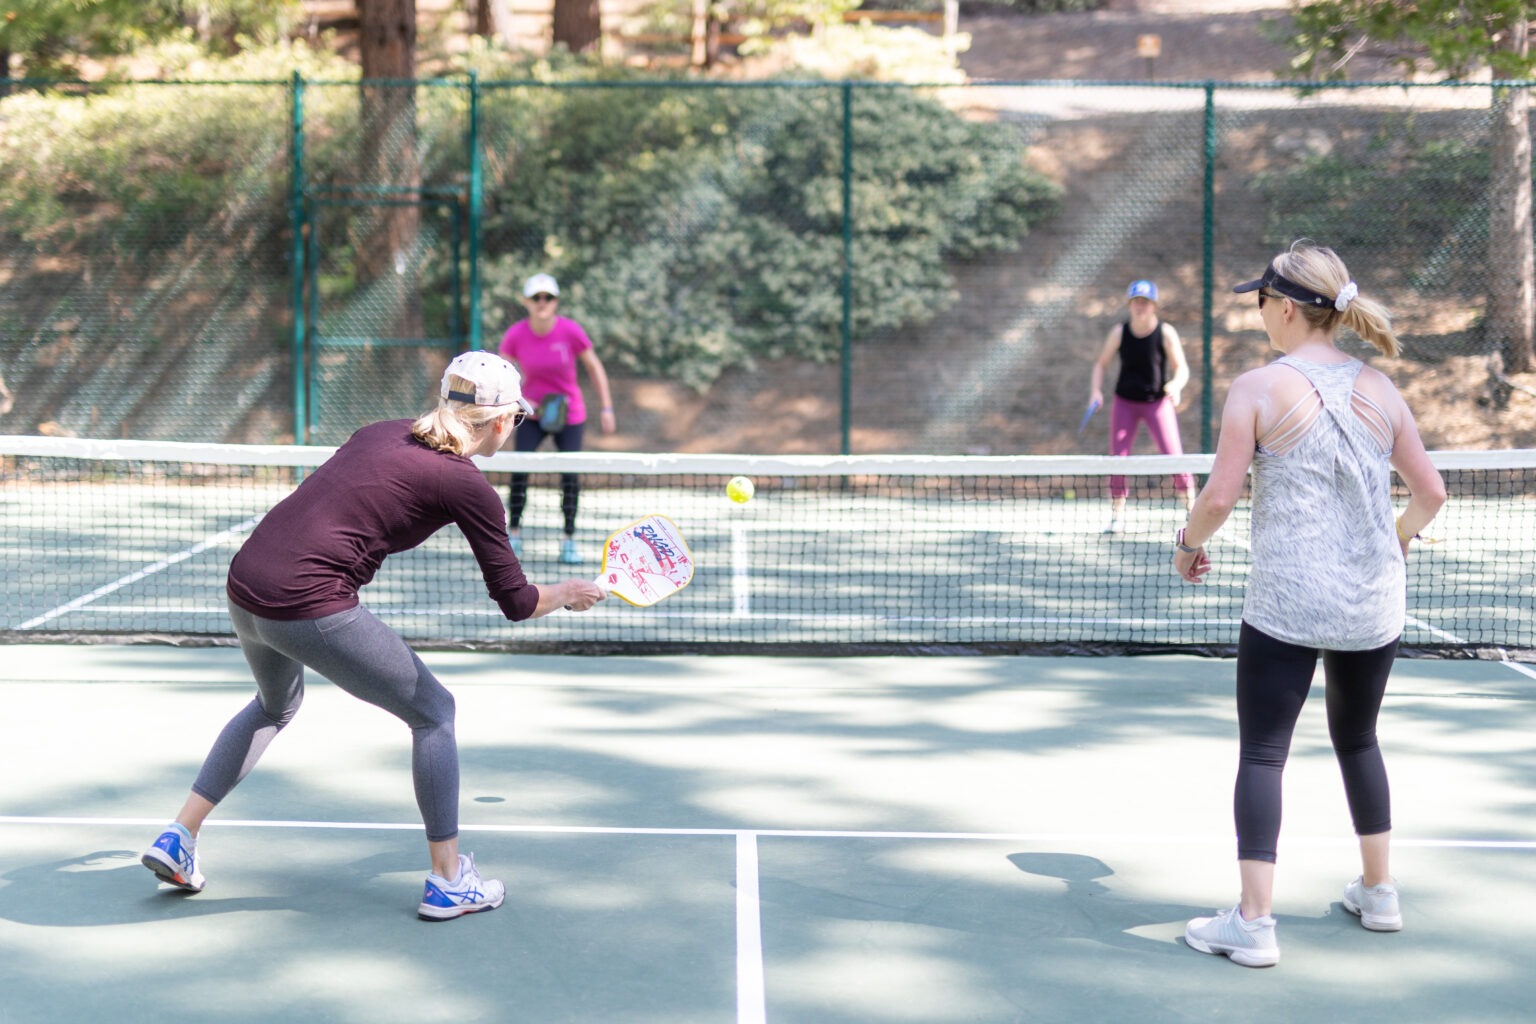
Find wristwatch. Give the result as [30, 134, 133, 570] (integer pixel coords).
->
[1175, 528, 1200, 554]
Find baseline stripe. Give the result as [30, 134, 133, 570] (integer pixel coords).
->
[2, 816, 1532, 849]
[12, 514, 262, 630]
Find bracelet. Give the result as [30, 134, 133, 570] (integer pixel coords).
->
[1175, 528, 1201, 554]
[1395, 517, 1419, 543]
[601, 406, 614, 413]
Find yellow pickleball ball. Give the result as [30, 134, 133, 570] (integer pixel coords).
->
[726, 476, 755, 504]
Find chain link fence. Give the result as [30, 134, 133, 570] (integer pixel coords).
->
[0, 77, 1526, 452]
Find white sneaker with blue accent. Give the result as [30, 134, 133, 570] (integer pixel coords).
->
[559, 538, 582, 564]
[418, 852, 506, 921]
[1185, 903, 1279, 967]
[141, 823, 205, 893]
[1343, 876, 1402, 931]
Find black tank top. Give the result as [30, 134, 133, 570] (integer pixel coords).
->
[1114, 321, 1167, 403]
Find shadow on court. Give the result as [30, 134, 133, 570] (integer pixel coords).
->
[0, 646, 1532, 1022]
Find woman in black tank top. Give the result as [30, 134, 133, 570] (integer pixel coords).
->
[1087, 279, 1196, 532]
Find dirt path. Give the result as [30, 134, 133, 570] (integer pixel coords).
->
[957, 0, 1295, 85]
[600, 3, 1536, 457]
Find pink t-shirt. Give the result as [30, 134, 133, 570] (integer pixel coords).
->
[499, 316, 594, 426]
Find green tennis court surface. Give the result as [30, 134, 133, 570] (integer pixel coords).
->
[1, 646, 1531, 1023]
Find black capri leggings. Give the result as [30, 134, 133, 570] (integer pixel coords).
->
[507, 419, 586, 535]
[1234, 621, 1397, 863]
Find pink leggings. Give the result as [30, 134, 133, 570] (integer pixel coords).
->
[1108, 395, 1195, 499]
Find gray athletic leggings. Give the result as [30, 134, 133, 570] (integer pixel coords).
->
[194, 600, 460, 842]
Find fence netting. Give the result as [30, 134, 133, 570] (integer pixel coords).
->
[0, 79, 1525, 454]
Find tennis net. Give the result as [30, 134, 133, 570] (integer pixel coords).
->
[2, 435, 1532, 659]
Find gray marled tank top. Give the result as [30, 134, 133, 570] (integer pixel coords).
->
[1244, 356, 1404, 650]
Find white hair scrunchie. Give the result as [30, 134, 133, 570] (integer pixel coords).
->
[1334, 281, 1359, 312]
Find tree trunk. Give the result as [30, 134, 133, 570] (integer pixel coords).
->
[357, 0, 423, 342]
[689, 0, 721, 68]
[473, 0, 514, 44]
[1488, 19, 1533, 374]
[690, 0, 708, 67]
[552, 0, 602, 53]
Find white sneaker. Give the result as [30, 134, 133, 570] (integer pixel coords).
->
[417, 852, 506, 921]
[1343, 876, 1402, 932]
[1103, 518, 1122, 535]
[1185, 904, 1280, 967]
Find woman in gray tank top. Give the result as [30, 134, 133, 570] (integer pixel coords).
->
[1171, 242, 1445, 967]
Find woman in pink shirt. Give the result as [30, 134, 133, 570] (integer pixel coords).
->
[498, 273, 617, 564]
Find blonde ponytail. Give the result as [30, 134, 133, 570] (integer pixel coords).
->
[412, 373, 513, 455]
[1275, 241, 1399, 357]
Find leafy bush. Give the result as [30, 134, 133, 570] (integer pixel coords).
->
[474, 68, 1060, 386]
[0, 42, 1061, 392]
[0, 42, 353, 253]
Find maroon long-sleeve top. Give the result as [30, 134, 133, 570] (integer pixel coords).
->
[227, 420, 538, 622]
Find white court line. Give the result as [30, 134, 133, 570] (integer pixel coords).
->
[12, 514, 263, 630]
[1403, 613, 1536, 680]
[1404, 614, 1473, 645]
[1224, 533, 1536, 681]
[3, 813, 1527, 1024]
[1497, 652, 1536, 681]
[2, 815, 1532, 849]
[736, 833, 767, 1024]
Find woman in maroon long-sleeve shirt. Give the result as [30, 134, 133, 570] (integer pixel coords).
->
[142, 352, 606, 920]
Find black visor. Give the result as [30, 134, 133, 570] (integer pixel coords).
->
[1232, 263, 1333, 308]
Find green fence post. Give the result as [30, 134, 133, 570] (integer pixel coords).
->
[1200, 81, 1216, 454]
[467, 71, 483, 351]
[289, 71, 307, 444]
[840, 81, 854, 456]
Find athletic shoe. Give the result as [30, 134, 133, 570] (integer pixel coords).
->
[1103, 519, 1122, 535]
[141, 824, 205, 893]
[1343, 876, 1402, 932]
[418, 852, 506, 921]
[559, 538, 582, 564]
[509, 535, 523, 558]
[1185, 904, 1280, 967]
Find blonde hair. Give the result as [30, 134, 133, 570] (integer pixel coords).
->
[1272, 240, 1399, 357]
[411, 374, 517, 455]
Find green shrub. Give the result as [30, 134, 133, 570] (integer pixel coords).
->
[0, 43, 1061, 392]
[0, 42, 352, 253]
[476, 72, 1060, 386]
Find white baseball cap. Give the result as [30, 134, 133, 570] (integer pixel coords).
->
[523, 273, 560, 298]
[441, 351, 536, 415]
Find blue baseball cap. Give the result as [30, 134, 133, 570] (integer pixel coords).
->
[1127, 280, 1158, 302]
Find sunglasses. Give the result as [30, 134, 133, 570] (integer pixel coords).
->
[529, 293, 557, 303]
[1257, 290, 1279, 309]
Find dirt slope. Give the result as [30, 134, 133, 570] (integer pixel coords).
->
[595, 1, 1536, 457]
